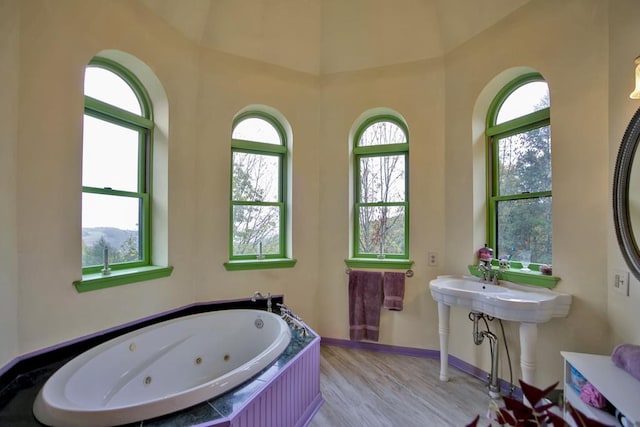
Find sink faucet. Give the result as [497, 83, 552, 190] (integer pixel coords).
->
[478, 262, 500, 285]
[251, 291, 272, 312]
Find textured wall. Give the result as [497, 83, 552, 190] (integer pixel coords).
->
[608, 0, 640, 345]
[443, 0, 611, 386]
[0, 0, 19, 368]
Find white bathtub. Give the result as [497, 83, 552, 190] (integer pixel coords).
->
[33, 309, 291, 427]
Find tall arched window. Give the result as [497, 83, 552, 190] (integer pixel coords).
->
[352, 116, 409, 261]
[226, 111, 295, 270]
[81, 58, 153, 272]
[486, 73, 551, 267]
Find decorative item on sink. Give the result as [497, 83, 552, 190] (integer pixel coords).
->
[478, 244, 494, 262]
[519, 250, 532, 271]
[499, 257, 511, 270]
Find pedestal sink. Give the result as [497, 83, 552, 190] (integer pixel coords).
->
[429, 275, 571, 386]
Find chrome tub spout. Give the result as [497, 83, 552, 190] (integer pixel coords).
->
[251, 291, 272, 312]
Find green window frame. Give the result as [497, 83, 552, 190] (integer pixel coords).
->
[351, 115, 410, 265]
[75, 57, 172, 292]
[486, 73, 552, 270]
[225, 112, 295, 271]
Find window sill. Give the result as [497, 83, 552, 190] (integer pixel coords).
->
[73, 265, 174, 293]
[345, 258, 414, 270]
[224, 258, 297, 271]
[467, 264, 560, 289]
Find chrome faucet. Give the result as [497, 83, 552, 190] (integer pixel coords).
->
[478, 262, 500, 285]
[478, 262, 491, 282]
[277, 303, 308, 337]
[251, 291, 272, 312]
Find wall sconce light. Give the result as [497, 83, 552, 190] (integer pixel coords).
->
[630, 56, 640, 99]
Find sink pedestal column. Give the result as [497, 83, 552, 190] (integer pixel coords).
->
[437, 302, 450, 381]
[519, 322, 538, 386]
[436, 303, 540, 388]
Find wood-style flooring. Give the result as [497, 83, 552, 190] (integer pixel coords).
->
[309, 344, 494, 427]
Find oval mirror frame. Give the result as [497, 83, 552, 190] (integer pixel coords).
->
[613, 106, 640, 280]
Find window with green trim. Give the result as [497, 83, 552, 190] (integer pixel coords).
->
[81, 58, 153, 273]
[486, 73, 551, 266]
[230, 113, 288, 260]
[353, 116, 409, 260]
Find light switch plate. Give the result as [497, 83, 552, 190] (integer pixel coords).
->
[612, 269, 630, 296]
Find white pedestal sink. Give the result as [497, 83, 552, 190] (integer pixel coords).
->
[429, 275, 571, 387]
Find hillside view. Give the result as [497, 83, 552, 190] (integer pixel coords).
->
[82, 227, 140, 267]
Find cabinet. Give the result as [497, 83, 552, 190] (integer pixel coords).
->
[562, 351, 640, 426]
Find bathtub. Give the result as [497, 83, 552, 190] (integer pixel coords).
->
[33, 309, 292, 427]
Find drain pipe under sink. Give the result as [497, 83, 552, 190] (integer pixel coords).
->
[470, 312, 501, 398]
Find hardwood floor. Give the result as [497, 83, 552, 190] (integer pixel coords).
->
[309, 344, 494, 427]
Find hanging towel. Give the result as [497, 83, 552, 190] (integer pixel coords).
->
[612, 343, 640, 381]
[383, 271, 405, 311]
[348, 270, 382, 342]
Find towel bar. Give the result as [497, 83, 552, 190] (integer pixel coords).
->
[345, 268, 413, 278]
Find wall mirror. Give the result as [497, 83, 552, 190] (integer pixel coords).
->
[613, 106, 640, 280]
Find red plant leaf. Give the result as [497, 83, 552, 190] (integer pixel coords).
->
[465, 414, 480, 427]
[519, 380, 558, 407]
[567, 403, 613, 427]
[496, 407, 517, 425]
[545, 410, 569, 427]
[502, 395, 533, 420]
[535, 401, 555, 413]
[469, 383, 614, 427]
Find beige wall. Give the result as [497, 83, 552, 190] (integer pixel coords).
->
[444, 0, 611, 386]
[14, 0, 200, 354]
[608, 0, 640, 344]
[318, 58, 446, 347]
[1, 0, 638, 393]
[0, 0, 20, 366]
[191, 48, 322, 323]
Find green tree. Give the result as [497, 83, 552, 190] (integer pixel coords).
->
[358, 121, 406, 256]
[83, 232, 139, 267]
[114, 232, 140, 263]
[496, 123, 552, 264]
[232, 152, 280, 255]
[82, 236, 114, 267]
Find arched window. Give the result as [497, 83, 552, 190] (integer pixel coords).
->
[486, 73, 551, 267]
[352, 116, 409, 260]
[81, 58, 153, 272]
[227, 111, 294, 268]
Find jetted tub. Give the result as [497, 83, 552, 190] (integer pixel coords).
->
[33, 309, 292, 427]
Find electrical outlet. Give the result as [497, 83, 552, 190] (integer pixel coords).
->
[612, 269, 630, 296]
[428, 251, 438, 267]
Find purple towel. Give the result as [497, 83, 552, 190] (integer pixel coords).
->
[349, 270, 382, 342]
[612, 343, 640, 382]
[383, 272, 405, 311]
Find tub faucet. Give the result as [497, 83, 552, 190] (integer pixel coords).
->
[251, 291, 272, 312]
[277, 303, 308, 337]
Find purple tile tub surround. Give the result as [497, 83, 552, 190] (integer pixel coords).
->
[0, 297, 323, 427]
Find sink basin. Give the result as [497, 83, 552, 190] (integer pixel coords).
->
[429, 275, 571, 323]
[429, 274, 572, 387]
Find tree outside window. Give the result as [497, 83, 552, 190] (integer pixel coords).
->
[487, 74, 551, 266]
[354, 116, 409, 260]
[230, 113, 287, 260]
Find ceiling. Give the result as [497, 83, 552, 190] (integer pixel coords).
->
[139, 0, 532, 74]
